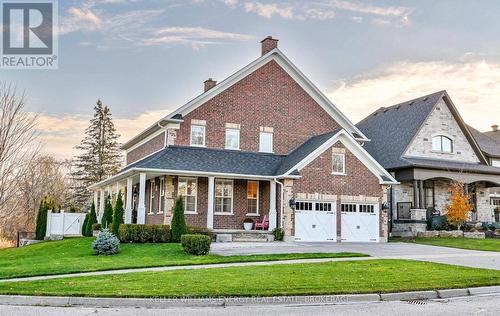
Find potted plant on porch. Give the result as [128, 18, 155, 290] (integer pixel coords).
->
[243, 218, 254, 231]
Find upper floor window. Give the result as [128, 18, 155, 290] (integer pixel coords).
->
[432, 135, 453, 153]
[190, 125, 205, 146]
[332, 153, 346, 174]
[259, 132, 273, 153]
[225, 128, 240, 150]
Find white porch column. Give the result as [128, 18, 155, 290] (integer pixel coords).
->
[125, 177, 133, 224]
[269, 180, 277, 230]
[98, 189, 105, 223]
[207, 176, 215, 229]
[116, 182, 121, 199]
[107, 185, 112, 204]
[137, 173, 146, 224]
[93, 191, 98, 209]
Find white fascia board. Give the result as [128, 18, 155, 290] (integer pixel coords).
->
[285, 129, 398, 184]
[121, 118, 183, 150]
[125, 129, 166, 154]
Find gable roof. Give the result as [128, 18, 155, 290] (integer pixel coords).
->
[484, 130, 500, 143]
[356, 91, 488, 170]
[468, 125, 500, 158]
[122, 47, 368, 150]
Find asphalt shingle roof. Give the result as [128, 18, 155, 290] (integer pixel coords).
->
[356, 91, 445, 170]
[468, 125, 500, 158]
[403, 157, 500, 175]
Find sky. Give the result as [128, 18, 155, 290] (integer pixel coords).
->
[3, 0, 500, 159]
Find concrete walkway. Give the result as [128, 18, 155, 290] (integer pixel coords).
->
[0, 242, 498, 284]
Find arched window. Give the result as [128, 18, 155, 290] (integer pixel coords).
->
[432, 135, 453, 153]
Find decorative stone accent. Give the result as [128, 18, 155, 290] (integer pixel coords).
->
[417, 231, 439, 238]
[463, 231, 485, 239]
[215, 234, 232, 242]
[392, 222, 427, 237]
[439, 230, 463, 238]
[166, 129, 177, 146]
[164, 176, 175, 225]
[282, 179, 294, 240]
[410, 209, 427, 221]
[340, 195, 379, 203]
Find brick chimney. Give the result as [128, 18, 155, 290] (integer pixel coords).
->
[204, 78, 217, 92]
[261, 36, 278, 55]
[492, 124, 499, 132]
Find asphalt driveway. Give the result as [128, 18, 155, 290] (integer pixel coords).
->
[211, 241, 500, 270]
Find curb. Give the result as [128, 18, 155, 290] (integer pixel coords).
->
[0, 286, 498, 308]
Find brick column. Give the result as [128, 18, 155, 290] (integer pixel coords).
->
[164, 176, 175, 225]
[282, 179, 294, 241]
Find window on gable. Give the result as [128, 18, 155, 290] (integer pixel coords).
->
[332, 153, 346, 174]
[259, 132, 273, 153]
[178, 177, 197, 213]
[432, 135, 453, 153]
[247, 181, 259, 214]
[190, 125, 205, 146]
[225, 128, 240, 150]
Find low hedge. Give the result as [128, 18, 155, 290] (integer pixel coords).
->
[187, 226, 213, 239]
[118, 224, 171, 243]
[181, 234, 211, 255]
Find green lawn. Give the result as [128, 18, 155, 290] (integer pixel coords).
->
[0, 259, 499, 297]
[0, 237, 366, 279]
[401, 237, 500, 252]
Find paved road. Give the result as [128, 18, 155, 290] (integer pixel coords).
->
[212, 242, 500, 270]
[1, 294, 498, 315]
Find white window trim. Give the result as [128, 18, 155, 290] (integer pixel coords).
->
[148, 180, 155, 214]
[178, 177, 198, 214]
[332, 153, 346, 175]
[225, 128, 240, 150]
[259, 131, 274, 153]
[214, 179, 234, 215]
[158, 178, 165, 214]
[246, 181, 259, 216]
[190, 125, 206, 147]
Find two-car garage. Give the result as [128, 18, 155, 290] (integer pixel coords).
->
[294, 200, 380, 242]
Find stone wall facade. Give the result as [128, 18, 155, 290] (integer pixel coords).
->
[404, 99, 480, 163]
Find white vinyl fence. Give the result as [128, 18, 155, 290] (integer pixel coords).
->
[46, 210, 86, 237]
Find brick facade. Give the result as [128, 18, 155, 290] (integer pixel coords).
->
[127, 132, 165, 165]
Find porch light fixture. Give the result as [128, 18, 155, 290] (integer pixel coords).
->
[382, 202, 389, 211]
[289, 199, 296, 209]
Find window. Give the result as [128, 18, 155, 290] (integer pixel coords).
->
[190, 125, 205, 146]
[247, 181, 259, 214]
[432, 135, 453, 153]
[178, 177, 197, 213]
[341, 203, 356, 213]
[159, 178, 165, 214]
[315, 202, 332, 212]
[332, 153, 346, 174]
[215, 179, 233, 214]
[225, 128, 240, 150]
[492, 159, 500, 168]
[359, 204, 375, 213]
[295, 201, 313, 211]
[149, 180, 155, 214]
[259, 132, 273, 153]
[491, 198, 500, 206]
[295, 201, 333, 212]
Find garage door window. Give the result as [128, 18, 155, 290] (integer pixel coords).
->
[295, 201, 313, 211]
[341, 203, 356, 212]
[342, 203, 376, 213]
[296, 201, 333, 212]
[359, 204, 375, 213]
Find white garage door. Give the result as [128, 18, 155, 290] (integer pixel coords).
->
[294, 201, 337, 242]
[341, 203, 379, 242]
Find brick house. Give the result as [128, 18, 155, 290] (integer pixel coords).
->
[357, 91, 500, 236]
[90, 37, 397, 242]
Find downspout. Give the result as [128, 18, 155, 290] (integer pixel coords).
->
[274, 178, 284, 229]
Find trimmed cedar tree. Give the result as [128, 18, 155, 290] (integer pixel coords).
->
[35, 200, 48, 240]
[101, 194, 113, 229]
[171, 196, 187, 243]
[446, 181, 473, 230]
[82, 214, 90, 237]
[85, 201, 98, 236]
[111, 191, 124, 236]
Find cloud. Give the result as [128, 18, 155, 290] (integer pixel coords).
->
[244, 1, 335, 20]
[60, 7, 102, 34]
[139, 27, 255, 50]
[327, 60, 500, 131]
[37, 109, 171, 159]
[328, 0, 410, 18]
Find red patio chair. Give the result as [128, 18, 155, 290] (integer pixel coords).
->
[254, 215, 269, 230]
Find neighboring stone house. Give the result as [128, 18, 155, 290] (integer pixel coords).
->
[90, 37, 397, 243]
[357, 91, 500, 236]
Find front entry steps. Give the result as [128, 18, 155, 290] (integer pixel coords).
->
[213, 229, 274, 242]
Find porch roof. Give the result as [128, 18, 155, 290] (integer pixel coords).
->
[403, 157, 500, 175]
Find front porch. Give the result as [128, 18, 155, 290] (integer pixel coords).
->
[91, 172, 280, 235]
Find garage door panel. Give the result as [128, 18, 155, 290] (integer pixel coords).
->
[294, 201, 336, 242]
[341, 203, 379, 242]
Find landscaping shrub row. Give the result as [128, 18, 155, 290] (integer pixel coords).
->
[181, 234, 211, 255]
[118, 224, 171, 243]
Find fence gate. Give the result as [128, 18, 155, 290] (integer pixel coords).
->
[46, 210, 86, 237]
